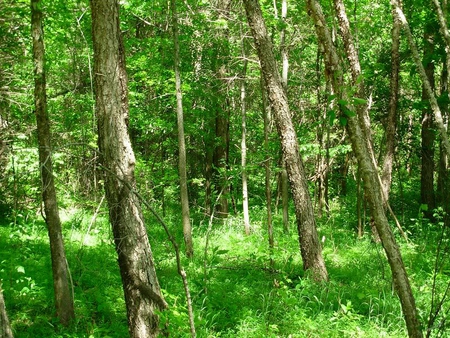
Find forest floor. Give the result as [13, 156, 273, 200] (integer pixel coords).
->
[0, 199, 448, 337]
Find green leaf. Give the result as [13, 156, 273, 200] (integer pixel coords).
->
[327, 110, 336, 126]
[339, 116, 348, 126]
[420, 204, 428, 211]
[352, 97, 367, 105]
[343, 107, 356, 117]
[17, 266, 25, 274]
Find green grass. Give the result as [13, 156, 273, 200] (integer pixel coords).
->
[0, 201, 448, 337]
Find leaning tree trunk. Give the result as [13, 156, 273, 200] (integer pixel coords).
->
[90, 0, 167, 336]
[0, 285, 13, 338]
[243, 0, 328, 282]
[307, 0, 422, 336]
[392, 0, 450, 161]
[31, 0, 75, 326]
[171, 0, 193, 257]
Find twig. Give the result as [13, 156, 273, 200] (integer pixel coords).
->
[79, 194, 105, 251]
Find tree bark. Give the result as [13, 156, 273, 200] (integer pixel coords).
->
[90, 0, 167, 336]
[392, 1, 450, 161]
[212, 0, 232, 219]
[171, 0, 193, 257]
[280, 0, 290, 233]
[307, 0, 422, 336]
[0, 285, 13, 338]
[437, 58, 449, 206]
[240, 39, 251, 235]
[420, 24, 436, 217]
[381, 5, 401, 200]
[243, 0, 328, 282]
[31, 0, 75, 326]
[261, 74, 274, 258]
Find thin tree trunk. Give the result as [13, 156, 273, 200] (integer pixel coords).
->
[307, 0, 422, 336]
[243, 0, 328, 282]
[90, 0, 167, 336]
[392, 1, 450, 161]
[437, 58, 449, 205]
[381, 5, 401, 200]
[31, 0, 75, 326]
[240, 36, 251, 235]
[212, 0, 232, 220]
[280, 0, 290, 232]
[171, 0, 193, 257]
[261, 74, 274, 258]
[431, 0, 450, 89]
[0, 285, 13, 338]
[421, 24, 436, 217]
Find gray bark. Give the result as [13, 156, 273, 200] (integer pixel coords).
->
[392, 1, 450, 161]
[171, 0, 193, 257]
[31, 0, 75, 326]
[381, 5, 401, 200]
[307, 0, 422, 336]
[0, 286, 13, 338]
[243, 0, 328, 282]
[90, 0, 167, 336]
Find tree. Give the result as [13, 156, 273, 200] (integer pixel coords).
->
[243, 0, 328, 282]
[279, 0, 290, 233]
[380, 2, 401, 201]
[307, 0, 423, 335]
[240, 39, 251, 235]
[31, 0, 75, 326]
[90, 0, 167, 336]
[420, 21, 436, 217]
[171, 0, 193, 257]
[211, 0, 232, 219]
[0, 285, 13, 338]
[392, 0, 450, 161]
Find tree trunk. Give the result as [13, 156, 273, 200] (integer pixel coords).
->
[381, 5, 401, 200]
[437, 58, 449, 206]
[280, 0, 290, 233]
[171, 0, 193, 257]
[0, 285, 13, 338]
[307, 0, 422, 336]
[31, 0, 75, 326]
[90, 0, 167, 336]
[240, 40, 251, 235]
[243, 0, 328, 282]
[420, 24, 436, 217]
[261, 74, 274, 258]
[392, 1, 450, 161]
[212, 0, 232, 220]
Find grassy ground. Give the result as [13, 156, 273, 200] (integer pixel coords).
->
[0, 201, 448, 337]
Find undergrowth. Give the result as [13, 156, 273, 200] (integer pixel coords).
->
[0, 201, 447, 337]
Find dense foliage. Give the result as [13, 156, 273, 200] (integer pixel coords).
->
[1, 0, 449, 336]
